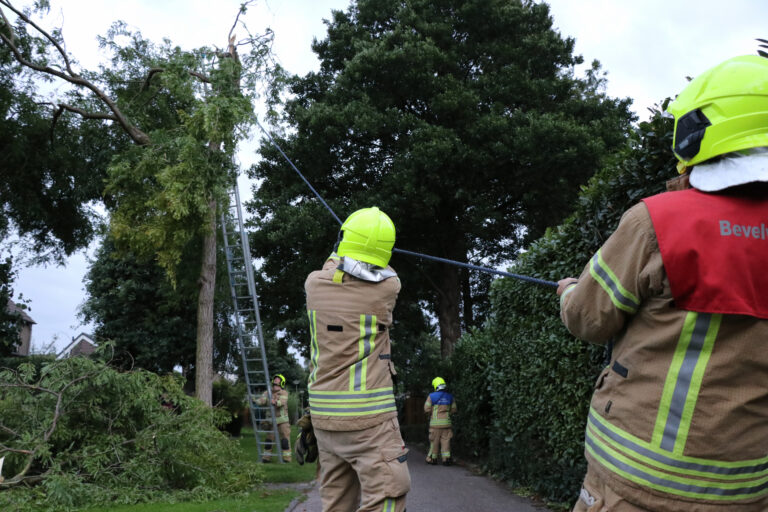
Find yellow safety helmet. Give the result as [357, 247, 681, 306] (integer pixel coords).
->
[337, 207, 396, 268]
[667, 55, 768, 169]
[432, 377, 446, 391]
[273, 374, 286, 388]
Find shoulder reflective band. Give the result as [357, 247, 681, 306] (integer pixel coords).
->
[307, 310, 319, 385]
[349, 314, 377, 392]
[586, 408, 768, 501]
[589, 249, 640, 313]
[652, 312, 721, 454]
[333, 269, 344, 283]
[309, 387, 396, 417]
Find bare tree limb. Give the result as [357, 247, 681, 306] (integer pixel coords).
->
[0, 0, 76, 76]
[0, 3, 151, 145]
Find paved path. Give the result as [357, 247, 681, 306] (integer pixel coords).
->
[285, 445, 551, 512]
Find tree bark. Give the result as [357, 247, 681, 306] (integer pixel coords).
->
[436, 263, 462, 359]
[195, 198, 217, 406]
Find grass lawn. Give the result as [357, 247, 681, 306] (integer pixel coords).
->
[240, 425, 318, 484]
[82, 490, 300, 512]
[81, 425, 317, 512]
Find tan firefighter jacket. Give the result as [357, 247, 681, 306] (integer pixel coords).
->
[256, 388, 289, 424]
[560, 202, 768, 511]
[305, 254, 400, 431]
[424, 391, 457, 429]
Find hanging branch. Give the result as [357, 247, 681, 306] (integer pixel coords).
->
[0, 0, 150, 145]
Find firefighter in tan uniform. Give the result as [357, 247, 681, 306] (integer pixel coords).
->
[557, 55, 768, 511]
[256, 374, 291, 463]
[424, 377, 457, 466]
[305, 207, 410, 512]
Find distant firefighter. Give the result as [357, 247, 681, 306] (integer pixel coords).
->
[424, 377, 457, 466]
[256, 374, 291, 463]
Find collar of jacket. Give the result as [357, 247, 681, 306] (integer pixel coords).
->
[337, 255, 397, 283]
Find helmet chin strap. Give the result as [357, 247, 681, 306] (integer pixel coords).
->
[332, 230, 342, 253]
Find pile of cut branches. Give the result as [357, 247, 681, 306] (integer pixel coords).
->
[0, 347, 262, 511]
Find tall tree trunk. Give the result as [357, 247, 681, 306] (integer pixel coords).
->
[195, 198, 217, 405]
[462, 268, 474, 329]
[436, 263, 461, 359]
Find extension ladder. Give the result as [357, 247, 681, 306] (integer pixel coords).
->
[220, 183, 284, 463]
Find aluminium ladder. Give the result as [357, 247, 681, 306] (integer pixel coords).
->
[220, 183, 284, 463]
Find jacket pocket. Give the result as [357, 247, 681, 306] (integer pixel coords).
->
[380, 446, 411, 497]
[594, 367, 610, 390]
[575, 483, 605, 512]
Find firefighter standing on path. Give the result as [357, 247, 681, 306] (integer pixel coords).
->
[424, 377, 457, 466]
[256, 374, 291, 463]
[558, 55, 768, 511]
[305, 207, 411, 512]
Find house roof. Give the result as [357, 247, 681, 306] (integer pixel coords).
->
[6, 299, 35, 324]
[56, 332, 97, 359]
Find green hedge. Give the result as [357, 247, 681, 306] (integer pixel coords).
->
[451, 104, 676, 502]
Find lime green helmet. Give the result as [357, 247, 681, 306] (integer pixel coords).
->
[273, 374, 286, 388]
[667, 55, 768, 168]
[337, 207, 395, 268]
[432, 377, 446, 391]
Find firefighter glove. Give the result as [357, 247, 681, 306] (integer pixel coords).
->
[295, 412, 318, 465]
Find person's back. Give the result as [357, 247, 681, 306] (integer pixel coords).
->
[305, 254, 400, 431]
[424, 377, 457, 466]
[305, 207, 410, 512]
[559, 55, 768, 511]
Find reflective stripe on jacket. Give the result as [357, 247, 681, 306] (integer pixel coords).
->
[305, 255, 401, 431]
[561, 200, 768, 510]
[424, 391, 456, 428]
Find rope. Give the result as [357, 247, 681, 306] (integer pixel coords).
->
[255, 120, 558, 289]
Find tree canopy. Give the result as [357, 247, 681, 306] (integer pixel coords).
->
[0, 0, 279, 403]
[249, 0, 635, 358]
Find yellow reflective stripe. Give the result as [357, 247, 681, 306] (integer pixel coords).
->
[589, 250, 640, 313]
[308, 310, 319, 385]
[586, 428, 768, 500]
[559, 282, 577, 305]
[652, 313, 721, 454]
[673, 314, 720, 454]
[589, 408, 768, 479]
[333, 269, 344, 283]
[309, 387, 393, 396]
[381, 498, 395, 512]
[310, 406, 396, 417]
[351, 314, 376, 392]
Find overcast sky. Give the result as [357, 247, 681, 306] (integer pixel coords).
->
[8, 0, 768, 353]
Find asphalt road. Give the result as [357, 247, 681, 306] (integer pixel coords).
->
[286, 444, 551, 512]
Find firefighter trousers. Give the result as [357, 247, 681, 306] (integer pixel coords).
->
[263, 421, 292, 462]
[427, 427, 452, 462]
[314, 418, 411, 512]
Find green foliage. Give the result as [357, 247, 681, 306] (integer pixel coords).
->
[0, 348, 263, 511]
[249, 0, 635, 358]
[0, 49, 116, 263]
[99, 24, 262, 284]
[80, 237, 237, 374]
[450, 105, 677, 501]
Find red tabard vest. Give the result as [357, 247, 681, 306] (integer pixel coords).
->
[643, 188, 768, 319]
